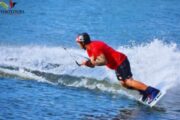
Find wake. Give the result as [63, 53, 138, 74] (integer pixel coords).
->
[0, 39, 180, 94]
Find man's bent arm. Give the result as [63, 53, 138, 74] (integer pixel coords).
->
[91, 54, 107, 66]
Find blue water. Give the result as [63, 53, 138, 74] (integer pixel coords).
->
[1, 0, 180, 46]
[0, 77, 180, 120]
[0, 0, 180, 120]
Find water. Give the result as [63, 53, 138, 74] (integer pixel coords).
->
[0, 0, 180, 120]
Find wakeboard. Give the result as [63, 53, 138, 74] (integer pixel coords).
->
[138, 90, 165, 107]
[121, 87, 165, 107]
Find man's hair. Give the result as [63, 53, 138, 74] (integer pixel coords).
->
[78, 32, 91, 44]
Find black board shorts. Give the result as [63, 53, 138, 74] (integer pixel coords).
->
[115, 58, 133, 81]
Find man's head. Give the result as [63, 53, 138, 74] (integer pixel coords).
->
[76, 33, 91, 49]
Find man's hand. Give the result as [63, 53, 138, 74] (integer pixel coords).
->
[81, 53, 107, 67]
[81, 59, 95, 68]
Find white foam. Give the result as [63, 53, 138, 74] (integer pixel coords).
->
[118, 39, 180, 92]
[0, 39, 179, 92]
[0, 67, 45, 82]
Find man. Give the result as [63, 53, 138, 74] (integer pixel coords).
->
[76, 32, 160, 102]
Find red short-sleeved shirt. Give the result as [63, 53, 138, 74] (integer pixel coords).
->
[87, 40, 127, 70]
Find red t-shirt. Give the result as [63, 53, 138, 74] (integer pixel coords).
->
[87, 40, 127, 70]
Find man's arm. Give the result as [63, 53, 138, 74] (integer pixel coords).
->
[90, 53, 107, 66]
[81, 53, 107, 68]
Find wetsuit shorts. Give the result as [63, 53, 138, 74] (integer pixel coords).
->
[115, 58, 133, 81]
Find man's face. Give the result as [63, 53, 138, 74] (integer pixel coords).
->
[77, 42, 85, 50]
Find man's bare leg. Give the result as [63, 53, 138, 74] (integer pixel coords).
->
[120, 77, 148, 91]
[120, 78, 161, 103]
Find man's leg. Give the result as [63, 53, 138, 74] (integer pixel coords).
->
[121, 78, 160, 102]
[116, 58, 159, 101]
[120, 77, 148, 91]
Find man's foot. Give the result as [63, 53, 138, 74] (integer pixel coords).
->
[139, 90, 148, 102]
[146, 89, 160, 103]
[141, 94, 148, 102]
[141, 86, 160, 103]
